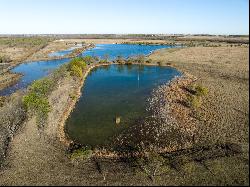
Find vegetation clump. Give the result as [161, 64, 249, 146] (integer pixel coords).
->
[186, 95, 202, 109]
[22, 78, 55, 127]
[146, 59, 153, 63]
[135, 55, 146, 64]
[157, 61, 163, 66]
[194, 84, 209, 96]
[69, 147, 93, 161]
[67, 57, 87, 78]
[115, 55, 126, 64]
[186, 83, 208, 109]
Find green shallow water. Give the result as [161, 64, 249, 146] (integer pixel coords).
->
[65, 64, 181, 147]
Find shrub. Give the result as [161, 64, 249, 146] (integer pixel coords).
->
[194, 84, 209, 96]
[22, 77, 55, 127]
[29, 78, 54, 97]
[186, 95, 202, 109]
[69, 92, 77, 100]
[125, 58, 133, 65]
[82, 55, 95, 64]
[99, 59, 110, 64]
[115, 55, 125, 64]
[69, 147, 93, 160]
[136, 55, 146, 64]
[146, 59, 153, 63]
[68, 57, 86, 70]
[157, 61, 163, 66]
[70, 65, 83, 77]
[186, 83, 209, 97]
[67, 57, 87, 78]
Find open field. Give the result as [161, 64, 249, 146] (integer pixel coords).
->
[149, 46, 249, 145]
[0, 37, 248, 185]
[0, 37, 52, 63]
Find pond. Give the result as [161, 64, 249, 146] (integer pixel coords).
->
[0, 58, 70, 96]
[82, 44, 174, 60]
[0, 44, 175, 96]
[65, 64, 181, 147]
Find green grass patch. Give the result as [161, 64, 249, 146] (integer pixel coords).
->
[69, 147, 93, 160]
[22, 77, 55, 127]
[67, 57, 87, 78]
[186, 95, 202, 109]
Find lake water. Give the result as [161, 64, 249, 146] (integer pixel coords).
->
[0, 58, 70, 96]
[82, 44, 174, 60]
[0, 44, 174, 96]
[65, 64, 181, 147]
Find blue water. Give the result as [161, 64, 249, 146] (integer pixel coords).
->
[82, 44, 173, 60]
[0, 58, 70, 96]
[0, 44, 176, 96]
[66, 64, 181, 147]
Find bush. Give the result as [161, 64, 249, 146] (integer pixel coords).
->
[29, 78, 54, 97]
[194, 84, 209, 96]
[69, 92, 77, 100]
[186, 95, 202, 109]
[115, 55, 125, 64]
[125, 58, 133, 65]
[22, 78, 55, 127]
[187, 83, 209, 97]
[146, 59, 153, 63]
[67, 57, 87, 78]
[135, 55, 146, 64]
[70, 65, 83, 77]
[157, 61, 163, 66]
[82, 56, 95, 64]
[69, 147, 93, 160]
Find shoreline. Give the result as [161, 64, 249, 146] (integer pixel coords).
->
[58, 63, 111, 146]
[57, 62, 195, 158]
[0, 44, 95, 93]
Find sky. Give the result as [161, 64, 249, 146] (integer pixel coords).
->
[0, 0, 249, 35]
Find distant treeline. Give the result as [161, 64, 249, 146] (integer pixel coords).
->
[0, 34, 248, 44]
